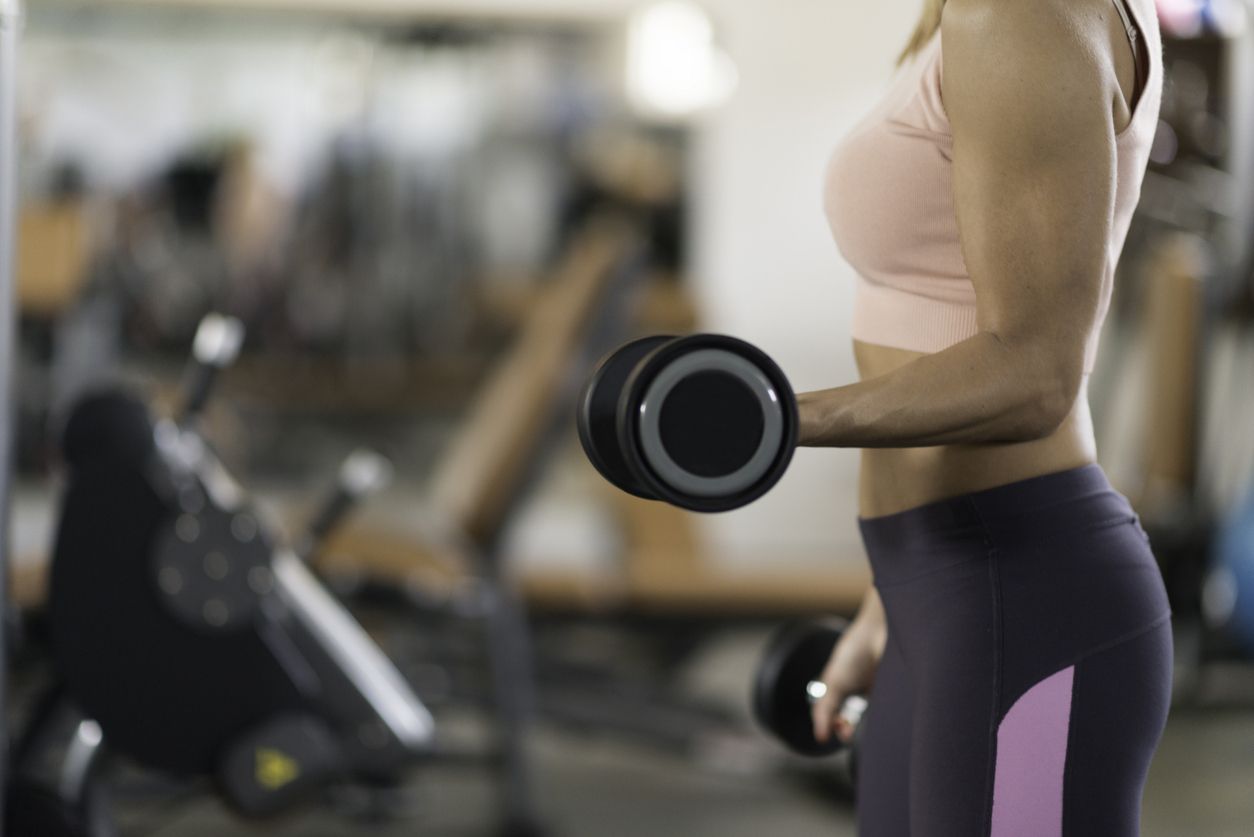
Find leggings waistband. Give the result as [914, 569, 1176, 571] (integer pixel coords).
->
[857, 464, 1141, 585]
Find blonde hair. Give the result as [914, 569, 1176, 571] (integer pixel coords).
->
[899, 0, 946, 64]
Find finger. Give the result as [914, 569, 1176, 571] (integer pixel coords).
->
[811, 698, 834, 743]
[813, 690, 846, 743]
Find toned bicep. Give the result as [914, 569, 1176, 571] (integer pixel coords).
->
[942, 0, 1119, 377]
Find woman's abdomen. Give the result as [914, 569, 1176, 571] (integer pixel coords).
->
[854, 339, 1099, 518]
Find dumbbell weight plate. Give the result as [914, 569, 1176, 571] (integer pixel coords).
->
[618, 334, 798, 513]
[753, 619, 847, 757]
[577, 335, 675, 500]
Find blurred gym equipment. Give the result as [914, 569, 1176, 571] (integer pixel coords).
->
[7, 315, 436, 834]
[1206, 487, 1254, 655]
[286, 214, 651, 833]
[0, 1, 24, 831]
[1, 210, 651, 837]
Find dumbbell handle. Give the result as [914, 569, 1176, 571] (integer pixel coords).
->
[806, 682, 868, 729]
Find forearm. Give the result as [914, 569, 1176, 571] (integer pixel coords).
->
[854, 586, 885, 633]
[845, 586, 887, 661]
[797, 331, 1077, 448]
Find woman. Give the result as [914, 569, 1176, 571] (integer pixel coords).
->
[801, 0, 1172, 835]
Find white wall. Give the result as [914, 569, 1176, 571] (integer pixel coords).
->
[75, 0, 638, 20]
[687, 1, 920, 570]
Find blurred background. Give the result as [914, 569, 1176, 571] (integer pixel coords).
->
[4, 0, 1254, 835]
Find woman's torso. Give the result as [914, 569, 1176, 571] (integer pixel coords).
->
[855, 343, 1099, 515]
[826, 0, 1162, 517]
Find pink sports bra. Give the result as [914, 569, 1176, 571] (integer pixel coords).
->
[823, 0, 1161, 373]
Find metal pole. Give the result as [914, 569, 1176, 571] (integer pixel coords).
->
[0, 2, 21, 833]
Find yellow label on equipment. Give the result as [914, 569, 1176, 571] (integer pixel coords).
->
[255, 748, 301, 790]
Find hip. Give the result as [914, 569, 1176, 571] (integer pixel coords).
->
[857, 464, 1172, 699]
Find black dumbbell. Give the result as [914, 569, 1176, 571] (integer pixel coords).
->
[577, 334, 798, 513]
[753, 619, 867, 758]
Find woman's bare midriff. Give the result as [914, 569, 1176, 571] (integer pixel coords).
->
[855, 340, 1098, 519]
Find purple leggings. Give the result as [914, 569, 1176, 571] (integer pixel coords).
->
[856, 465, 1172, 837]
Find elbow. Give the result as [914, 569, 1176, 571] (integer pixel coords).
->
[1015, 364, 1082, 441]
[989, 331, 1084, 442]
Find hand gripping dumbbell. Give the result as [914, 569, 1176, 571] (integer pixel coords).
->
[577, 334, 799, 513]
[753, 619, 868, 765]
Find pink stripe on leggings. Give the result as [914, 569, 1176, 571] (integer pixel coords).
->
[990, 666, 1075, 837]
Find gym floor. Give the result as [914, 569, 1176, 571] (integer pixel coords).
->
[111, 639, 1254, 837]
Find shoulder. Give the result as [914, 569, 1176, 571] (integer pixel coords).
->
[942, 0, 1113, 31]
[941, 0, 1110, 75]
[940, 0, 1114, 134]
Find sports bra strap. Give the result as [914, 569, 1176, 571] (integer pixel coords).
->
[1111, 0, 1143, 93]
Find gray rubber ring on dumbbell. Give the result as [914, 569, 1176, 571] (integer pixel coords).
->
[637, 349, 785, 498]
